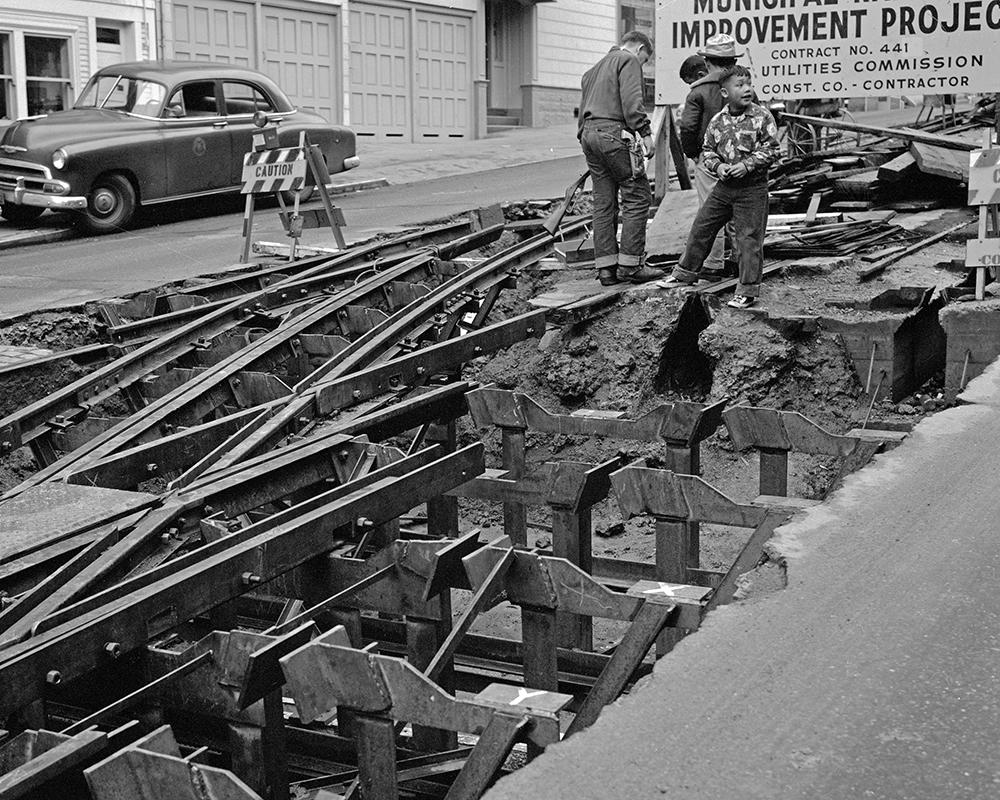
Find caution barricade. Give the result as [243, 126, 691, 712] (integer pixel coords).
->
[239, 131, 347, 263]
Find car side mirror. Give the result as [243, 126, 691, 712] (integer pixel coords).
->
[253, 110, 270, 128]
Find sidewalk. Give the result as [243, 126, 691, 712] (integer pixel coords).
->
[332, 122, 583, 188]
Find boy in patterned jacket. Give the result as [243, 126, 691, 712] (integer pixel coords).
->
[662, 65, 780, 309]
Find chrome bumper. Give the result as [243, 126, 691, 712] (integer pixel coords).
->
[0, 175, 87, 210]
[343, 155, 361, 170]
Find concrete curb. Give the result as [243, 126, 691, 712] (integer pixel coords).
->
[326, 178, 390, 195]
[0, 224, 76, 252]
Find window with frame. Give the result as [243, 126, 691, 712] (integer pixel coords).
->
[221, 82, 275, 116]
[25, 35, 71, 116]
[619, 0, 655, 103]
[0, 33, 11, 120]
[165, 81, 219, 117]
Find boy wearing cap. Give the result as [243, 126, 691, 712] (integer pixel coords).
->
[578, 31, 664, 287]
[679, 34, 742, 275]
[663, 65, 780, 309]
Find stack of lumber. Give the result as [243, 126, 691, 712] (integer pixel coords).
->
[769, 98, 996, 213]
[764, 217, 916, 258]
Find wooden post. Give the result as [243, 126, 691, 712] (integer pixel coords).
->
[758, 449, 789, 497]
[521, 607, 559, 691]
[667, 111, 692, 190]
[427, 421, 459, 539]
[406, 613, 458, 751]
[653, 104, 671, 202]
[551, 507, 593, 651]
[329, 607, 363, 738]
[500, 427, 527, 546]
[653, 515, 687, 657]
[520, 606, 559, 760]
[663, 444, 700, 571]
[355, 714, 399, 800]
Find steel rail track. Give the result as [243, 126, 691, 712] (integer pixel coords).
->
[0, 223, 501, 500]
[0, 220, 499, 474]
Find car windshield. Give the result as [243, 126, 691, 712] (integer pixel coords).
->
[75, 75, 168, 117]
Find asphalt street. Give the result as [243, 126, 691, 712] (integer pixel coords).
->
[486, 365, 1000, 800]
[0, 153, 585, 319]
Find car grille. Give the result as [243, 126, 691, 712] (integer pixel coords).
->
[0, 158, 51, 191]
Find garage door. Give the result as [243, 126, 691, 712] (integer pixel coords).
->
[172, 0, 254, 65]
[261, 6, 340, 123]
[414, 10, 470, 140]
[348, 2, 409, 139]
[171, 0, 341, 124]
[348, 2, 472, 141]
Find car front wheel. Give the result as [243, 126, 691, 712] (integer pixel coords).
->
[0, 204, 44, 226]
[79, 173, 136, 234]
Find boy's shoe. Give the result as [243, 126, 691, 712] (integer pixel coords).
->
[657, 275, 696, 288]
[597, 267, 619, 286]
[620, 264, 666, 284]
[727, 294, 756, 309]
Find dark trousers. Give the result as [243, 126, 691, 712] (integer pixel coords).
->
[673, 180, 769, 297]
[580, 121, 651, 270]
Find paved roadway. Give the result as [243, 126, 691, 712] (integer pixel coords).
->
[0, 153, 585, 319]
[485, 363, 1000, 800]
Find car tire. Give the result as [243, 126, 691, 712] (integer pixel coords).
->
[279, 184, 316, 206]
[79, 173, 136, 234]
[0, 204, 45, 226]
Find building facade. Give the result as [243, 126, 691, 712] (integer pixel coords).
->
[0, 0, 653, 138]
[0, 0, 155, 121]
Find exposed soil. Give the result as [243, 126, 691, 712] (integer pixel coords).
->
[452, 203, 976, 647]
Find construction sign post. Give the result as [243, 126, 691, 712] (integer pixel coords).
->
[655, 0, 1000, 103]
[966, 144, 1000, 299]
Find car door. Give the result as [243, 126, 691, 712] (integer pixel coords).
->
[160, 80, 233, 197]
[221, 80, 279, 185]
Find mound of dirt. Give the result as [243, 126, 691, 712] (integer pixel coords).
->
[0, 312, 98, 350]
[699, 308, 863, 429]
[474, 292, 693, 413]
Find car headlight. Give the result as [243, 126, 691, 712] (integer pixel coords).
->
[52, 148, 68, 170]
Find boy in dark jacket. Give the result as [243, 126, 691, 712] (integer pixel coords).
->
[662, 65, 780, 309]
[679, 34, 742, 274]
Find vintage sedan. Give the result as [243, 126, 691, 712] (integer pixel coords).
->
[0, 61, 359, 233]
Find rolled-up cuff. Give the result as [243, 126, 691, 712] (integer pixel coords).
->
[595, 254, 619, 269]
[671, 264, 701, 284]
[618, 252, 643, 267]
[736, 282, 760, 298]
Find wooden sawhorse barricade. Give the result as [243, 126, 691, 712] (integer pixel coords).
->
[722, 404, 904, 503]
[240, 128, 347, 263]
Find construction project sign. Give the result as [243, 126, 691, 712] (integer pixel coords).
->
[655, 0, 1000, 103]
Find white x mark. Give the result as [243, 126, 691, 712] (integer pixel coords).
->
[509, 688, 547, 706]
[643, 582, 684, 597]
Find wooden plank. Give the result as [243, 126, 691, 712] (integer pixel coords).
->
[877, 151, 918, 183]
[564, 600, 675, 737]
[0, 730, 105, 799]
[646, 189, 699, 258]
[424, 549, 515, 683]
[911, 141, 969, 181]
[781, 113, 979, 151]
[859, 220, 975, 281]
[442, 714, 527, 800]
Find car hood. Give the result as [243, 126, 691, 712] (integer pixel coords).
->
[0, 109, 153, 153]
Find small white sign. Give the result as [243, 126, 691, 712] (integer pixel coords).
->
[968, 149, 1000, 207]
[965, 239, 1000, 269]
